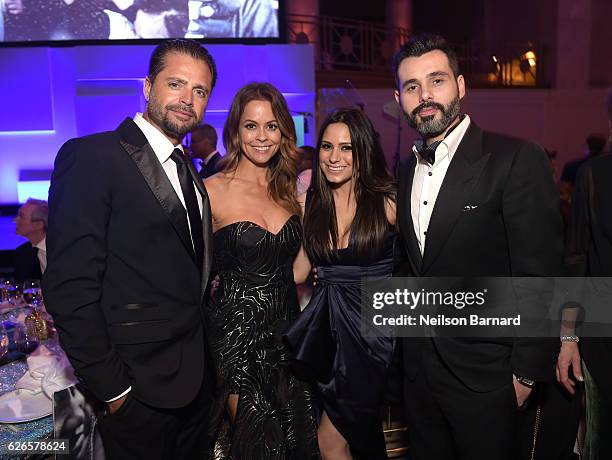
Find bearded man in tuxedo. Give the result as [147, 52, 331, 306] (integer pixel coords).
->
[393, 34, 564, 460]
[44, 39, 216, 459]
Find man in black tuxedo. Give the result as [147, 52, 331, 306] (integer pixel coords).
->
[13, 198, 48, 282]
[557, 87, 612, 458]
[393, 34, 563, 460]
[189, 123, 221, 179]
[43, 39, 217, 459]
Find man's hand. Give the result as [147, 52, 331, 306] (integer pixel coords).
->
[512, 376, 533, 408]
[555, 341, 583, 394]
[107, 394, 128, 415]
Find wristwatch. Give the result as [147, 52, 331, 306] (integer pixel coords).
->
[515, 375, 536, 388]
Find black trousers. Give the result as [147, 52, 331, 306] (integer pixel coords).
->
[98, 376, 214, 460]
[403, 339, 518, 460]
[516, 380, 582, 460]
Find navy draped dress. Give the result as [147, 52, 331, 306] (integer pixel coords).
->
[285, 228, 396, 459]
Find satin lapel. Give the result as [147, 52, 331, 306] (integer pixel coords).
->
[421, 124, 490, 273]
[398, 155, 423, 275]
[186, 159, 214, 295]
[120, 140, 196, 263]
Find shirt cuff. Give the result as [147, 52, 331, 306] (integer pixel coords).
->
[105, 387, 131, 402]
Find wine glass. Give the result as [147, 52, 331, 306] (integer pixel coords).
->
[4, 281, 22, 307]
[0, 324, 8, 360]
[0, 278, 13, 303]
[13, 323, 39, 355]
[22, 279, 43, 306]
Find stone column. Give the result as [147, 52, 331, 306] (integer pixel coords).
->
[386, 0, 412, 49]
[286, 0, 319, 45]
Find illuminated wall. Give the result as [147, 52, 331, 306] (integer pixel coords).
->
[0, 43, 315, 204]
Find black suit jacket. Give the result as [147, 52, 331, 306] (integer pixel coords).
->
[396, 122, 563, 391]
[198, 152, 221, 179]
[566, 154, 612, 400]
[43, 118, 213, 409]
[13, 241, 42, 282]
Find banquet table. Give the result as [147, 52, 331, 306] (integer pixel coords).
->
[0, 336, 61, 460]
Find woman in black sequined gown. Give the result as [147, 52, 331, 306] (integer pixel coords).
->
[204, 83, 318, 459]
[285, 108, 397, 459]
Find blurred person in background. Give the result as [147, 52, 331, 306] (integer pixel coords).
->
[557, 87, 612, 460]
[560, 134, 607, 224]
[13, 198, 48, 282]
[296, 145, 315, 195]
[188, 123, 221, 178]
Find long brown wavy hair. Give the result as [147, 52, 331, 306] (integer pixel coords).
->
[218, 82, 300, 215]
[304, 108, 396, 263]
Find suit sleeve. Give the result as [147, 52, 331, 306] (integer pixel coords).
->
[43, 138, 131, 401]
[559, 162, 592, 334]
[565, 162, 591, 275]
[502, 142, 564, 381]
[393, 160, 412, 277]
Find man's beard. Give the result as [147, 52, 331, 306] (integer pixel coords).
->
[146, 95, 200, 141]
[405, 95, 461, 139]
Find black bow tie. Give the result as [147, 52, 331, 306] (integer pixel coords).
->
[416, 114, 466, 166]
[420, 141, 442, 165]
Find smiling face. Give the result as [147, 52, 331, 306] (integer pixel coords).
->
[143, 51, 213, 144]
[318, 122, 353, 188]
[239, 99, 281, 167]
[394, 49, 465, 140]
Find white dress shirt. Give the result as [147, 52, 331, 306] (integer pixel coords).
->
[34, 237, 47, 273]
[133, 113, 203, 240]
[107, 114, 204, 403]
[411, 115, 471, 255]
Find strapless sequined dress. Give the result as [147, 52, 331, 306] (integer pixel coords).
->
[207, 215, 319, 460]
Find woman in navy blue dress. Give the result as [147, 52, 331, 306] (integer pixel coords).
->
[286, 108, 397, 459]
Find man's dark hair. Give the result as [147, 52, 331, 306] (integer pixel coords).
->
[148, 39, 217, 90]
[192, 123, 218, 147]
[392, 33, 460, 88]
[586, 133, 606, 156]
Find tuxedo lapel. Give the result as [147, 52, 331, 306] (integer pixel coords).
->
[186, 157, 214, 294]
[421, 123, 490, 273]
[116, 119, 196, 265]
[399, 155, 423, 275]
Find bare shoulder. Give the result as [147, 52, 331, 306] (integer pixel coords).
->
[385, 195, 397, 226]
[204, 172, 231, 194]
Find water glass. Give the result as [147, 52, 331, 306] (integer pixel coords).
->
[13, 322, 39, 355]
[23, 279, 43, 306]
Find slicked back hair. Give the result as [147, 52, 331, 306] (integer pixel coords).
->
[148, 39, 217, 90]
[392, 33, 460, 88]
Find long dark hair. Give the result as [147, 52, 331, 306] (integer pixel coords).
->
[218, 82, 300, 215]
[304, 108, 395, 263]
